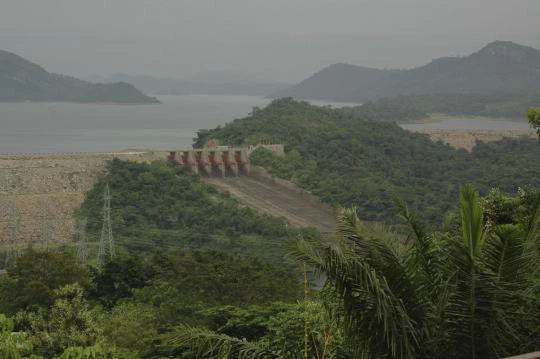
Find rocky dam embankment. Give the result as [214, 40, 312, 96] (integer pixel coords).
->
[0, 151, 166, 250]
[0, 151, 337, 252]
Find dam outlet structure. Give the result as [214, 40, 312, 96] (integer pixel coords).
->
[166, 144, 284, 177]
[167, 148, 250, 176]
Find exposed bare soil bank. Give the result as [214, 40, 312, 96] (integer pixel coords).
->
[408, 129, 536, 151]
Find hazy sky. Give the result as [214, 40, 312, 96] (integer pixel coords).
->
[2, 0, 539, 82]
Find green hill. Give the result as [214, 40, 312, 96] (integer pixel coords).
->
[78, 159, 315, 269]
[273, 41, 540, 105]
[0, 49, 159, 103]
[195, 98, 540, 226]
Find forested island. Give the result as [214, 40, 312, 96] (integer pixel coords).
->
[0, 49, 159, 103]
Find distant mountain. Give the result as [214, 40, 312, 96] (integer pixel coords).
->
[101, 71, 290, 96]
[0, 49, 159, 103]
[273, 41, 540, 102]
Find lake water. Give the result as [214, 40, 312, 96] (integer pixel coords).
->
[0, 95, 360, 153]
[2, 96, 531, 153]
[0, 95, 271, 153]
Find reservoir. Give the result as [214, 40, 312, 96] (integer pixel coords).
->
[0, 95, 271, 153]
[0, 97, 532, 153]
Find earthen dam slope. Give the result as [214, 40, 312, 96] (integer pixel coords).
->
[0, 151, 167, 249]
[1, 153, 336, 250]
[204, 167, 336, 233]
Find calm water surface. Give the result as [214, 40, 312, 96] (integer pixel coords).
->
[0, 95, 360, 153]
[0, 95, 273, 153]
[4, 97, 526, 154]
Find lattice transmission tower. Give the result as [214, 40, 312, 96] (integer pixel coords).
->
[76, 218, 88, 263]
[3, 200, 19, 269]
[40, 200, 50, 252]
[97, 184, 114, 268]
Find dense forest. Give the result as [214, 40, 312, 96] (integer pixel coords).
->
[0, 159, 314, 357]
[1, 181, 538, 358]
[196, 98, 540, 226]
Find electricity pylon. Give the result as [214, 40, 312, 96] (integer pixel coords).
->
[76, 218, 88, 263]
[40, 200, 50, 252]
[97, 184, 114, 268]
[3, 202, 18, 269]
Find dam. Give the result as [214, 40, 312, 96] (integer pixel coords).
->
[0, 144, 334, 254]
[0, 151, 167, 249]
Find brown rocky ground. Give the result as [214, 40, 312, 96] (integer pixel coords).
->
[0, 151, 166, 249]
[406, 129, 536, 151]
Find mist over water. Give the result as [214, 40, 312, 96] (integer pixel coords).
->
[0, 96, 358, 153]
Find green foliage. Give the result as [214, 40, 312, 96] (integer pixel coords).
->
[0, 251, 88, 314]
[166, 324, 281, 359]
[195, 99, 540, 226]
[98, 302, 156, 356]
[133, 251, 303, 328]
[56, 345, 135, 359]
[0, 314, 38, 359]
[290, 186, 540, 358]
[0, 248, 303, 357]
[14, 284, 101, 357]
[79, 159, 309, 268]
[529, 107, 540, 140]
[87, 254, 155, 308]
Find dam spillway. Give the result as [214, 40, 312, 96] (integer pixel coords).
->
[0, 143, 336, 257]
[167, 147, 250, 176]
[165, 144, 284, 176]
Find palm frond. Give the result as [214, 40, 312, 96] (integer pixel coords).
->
[524, 192, 540, 243]
[484, 225, 531, 283]
[460, 184, 486, 258]
[165, 324, 283, 359]
[294, 208, 425, 359]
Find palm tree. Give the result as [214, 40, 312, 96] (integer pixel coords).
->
[293, 185, 540, 358]
[166, 185, 540, 358]
[528, 108, 540, 140]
